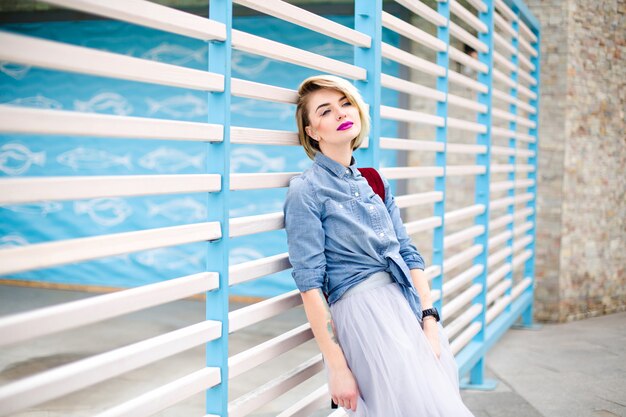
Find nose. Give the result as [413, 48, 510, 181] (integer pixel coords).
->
[336, 108, 346, 120]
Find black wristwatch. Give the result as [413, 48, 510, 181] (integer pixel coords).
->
[422, 307, 440, 322]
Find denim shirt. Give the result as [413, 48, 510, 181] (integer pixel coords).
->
[283, 152, 426, 321]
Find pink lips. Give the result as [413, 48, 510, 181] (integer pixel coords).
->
[337, 121, 353, 131]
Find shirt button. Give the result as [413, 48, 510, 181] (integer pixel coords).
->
[355, 192, 359, 197]
[379, 232, 384, 237]
[345, 169, 350, 174]
[394, 255, 400, 259]
[339, 204, 344, 208]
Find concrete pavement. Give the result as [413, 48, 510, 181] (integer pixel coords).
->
[0, 284, 624, 417]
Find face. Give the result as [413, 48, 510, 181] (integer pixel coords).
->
[304, 88, 362, 150]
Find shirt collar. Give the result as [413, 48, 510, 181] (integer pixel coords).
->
[314, 152, 359, 178]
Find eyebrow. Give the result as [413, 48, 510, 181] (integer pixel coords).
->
[315, 95, 348, 113]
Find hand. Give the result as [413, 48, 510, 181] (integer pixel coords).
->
[422, 317, 441, 359]
[328, 366, 360, 411]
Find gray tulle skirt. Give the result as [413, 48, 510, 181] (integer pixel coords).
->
[329, 271, 475, 417]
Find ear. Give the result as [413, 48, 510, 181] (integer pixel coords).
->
[305, 126, 318, 141]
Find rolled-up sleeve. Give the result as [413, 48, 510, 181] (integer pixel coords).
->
[381, 174, 426, 270]
[283, 176, 327, 292]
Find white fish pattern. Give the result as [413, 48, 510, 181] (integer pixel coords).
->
[74, 197, 133, 227]
[0, 143, 46, 176]
[232, 50, 271, 77]
[134, 247, 205, 270]
[0, 234, 29, 249]
[0, 62, 31, 80]
[230, 99, 294, 121]
[141, 42, 207, 65]
[1, 201, 63, 216]
[74, 92, 133, 115]
[146, 94, 207, 118]
[6, 94, 62, 110]
[147, 197, 207, 222]
[229, 200, 284, 217]
[139, 147, 204, 173]
[309, 42, 351, 60]
[57, 147, 132, 170]
[231, 148, 285, 173]
[229, 246, 264, 265]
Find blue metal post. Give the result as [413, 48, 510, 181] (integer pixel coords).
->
[504, 12, 520, 313]
[522, 22, 541, 327]
[432, 0, 450, 315]
[354, 0, 382, 169]
[465, 0, 497, 390]
[205, 0, 231, 415]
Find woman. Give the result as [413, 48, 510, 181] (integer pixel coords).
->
[283, 74, 475, 416]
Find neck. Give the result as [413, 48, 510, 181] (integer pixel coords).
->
[319, 142, 353, 167]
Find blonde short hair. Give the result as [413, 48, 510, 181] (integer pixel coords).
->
[295, 74, 370, 160]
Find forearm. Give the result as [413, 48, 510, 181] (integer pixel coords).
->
[300, 288, 349, 371]
[410, 268, 433, 310]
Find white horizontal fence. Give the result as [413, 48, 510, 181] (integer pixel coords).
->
[0, 0, 540, 416]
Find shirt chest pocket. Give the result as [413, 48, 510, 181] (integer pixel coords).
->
[323, 199, 363, 235]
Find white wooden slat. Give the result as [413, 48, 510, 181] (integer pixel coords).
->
[516, 149, 536, 158]
[405, 216, 442, 234]
[0, 105, 224, 141]
[449, 45, 489, 73]
[443, 244, 483, 274]
[443, 304, 482, 339]
[380, 137, 445, 152]
[0, 222, 221, 276]
[491, 196, 515, 211]
[0, 321, 221, 416]
[450, 321, 482, 355]
[518, 51, 536, 72]
[490, 180, 514, 192]
[493, 50, 517, 72]
[382, 11, 446, 52]
[445, 165, 487, 176]
[231, 126, 298, 146]
[486, 294, 511, 323]
[229, 290, 302, 333]
[495, 0, 517, 22]
[41, 0, 226, 41]
[494, 32, 517, 55]
[487, 280, 512, 305]
[329, 409, 349, 417]
[0, 32, 224, 91]
[491, 145, 516, 156]
[380, 166, 444, 179]
[493, 67, 516, 88]
[447, 143, 487, 155]
[229, 323, 313, 379]
[381, 73, 446, 102]
[449, 21, 489, 53]
[518, 35, 538, 58]
[232, 30, 365, 80]
[425, 264, 443, 281]
[514, 192, 535, 204]
[516, 163, 535, 173]
[394, 0, 448, 27]
[228, 354, 324, 417]
[444, 225, 485, 249]
[511, 277, 532, 298]
[443, 264, 483, 296]
[488, 229, 512, 249]
[515, 131, 537, 143]
[442, 283, 483, 318]
[231, 78, 298, 103]
[488, 246, 512, 268]
[380, 105, 445, 127]
[448, 69, 489, 93]
[382, 42, 446, 77]
[514, 207, 534, 220]
[229, 253, 291, 286]
[447, 117, 488, 133]
[445, 204, 486, 224]
[447, 92, 488, 113]
[517, 83, 538, 100]
[229, 212, 284, 238]
[518, 17, 538, 43]
[394, 191, 444, 209]
[492, 88, 537, 114]
[513, 236, 533, 253]
[494, 11, 517, 38]
[0, 174, 221, 205]
[489, 213, 514, 231]
[450, 0, 488, 33]
[234, 0, 370, 47]
[95, 367, 221, 417]
[487, 262, 512, 287]
[466, 0, 488, 13]
[230, 172, 299, 190]
[492, 107, 517, 122]
[491, 164, 515, 173]
[514, 221, 534, 237]
[276, 384, 329, 417]
[518, 66, 538, 86]
[0, 272, 218, 347]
